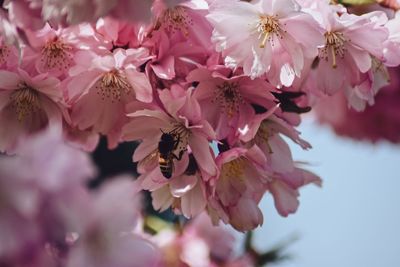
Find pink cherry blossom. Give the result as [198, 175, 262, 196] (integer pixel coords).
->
[344, 58, 390, 111]
[207, 0, 324, 86]
[309, 7, 389, 95]
[267, 166, 321, 217]
[123, 84, 218, 181]
[208, 146, 267, 232]
[67, 48, 152, 148]
[187, 67, 277, 140]
[236, 107, 321, 217]
[152, 0, 213, 49]
[0, 68, 64, 153]
[150, 158, 208, 219]
[23, 24, 78, 77]
[144, 29, 211, 82]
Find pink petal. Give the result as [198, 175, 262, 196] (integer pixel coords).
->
[229, 197, 263, 232]
[140, 167, 168, 191]
[169, 174, 197, 198]
[269, 180, 299, 217]
[181, 181, 206, 218]
[127, 109, 172, 122]
[151, 186, 174, 212]
[347, 45, 371, 73]
[67, 71, 103, 101]
[125, 69, 153, 103]
[152, 56, 175, 80]
[0, 71, 19, 90]
[271, 0, 300, 17]
[268, 135, 294, 173]
[122, 118, 165, 141]
[189, 132, 217, 176]
[0, 91, 12, 111]
[133, 139, 158, 162]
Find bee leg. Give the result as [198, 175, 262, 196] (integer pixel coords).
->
[173, 135, 181, 150]
[172, 150, 184, 161]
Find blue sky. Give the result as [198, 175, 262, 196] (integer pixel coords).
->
[252, 119, 400, 267]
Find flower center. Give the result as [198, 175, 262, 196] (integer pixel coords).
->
[257, 15, 282, 48]
[41, 37, 73, 71]
[319, 31, 347, 69]
[0, 45, 10, 66]
[159, 6, 193, 36]
[96, 70, 132, 102]
[372, 57, 390, 82]
[214, 82, 243, 118]
[255, 121, 274, 153]
[10, 83, 41, 122]
[221, 157, 247, 180]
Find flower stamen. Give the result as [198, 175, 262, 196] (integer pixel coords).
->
[0, 45, 10, 66]
[372, 57, 390, 82]
[255, 121, 274, 153]
[257, 15, 282, 48]
[41, 37, 73, 71]
[221, 157, 247, 181]
[96, 70, 132, 102]
[10, 83, 41, 122]
[159, 6, 193, 37]
[214, 82, 243, 118]
[319, 31, 347, 69]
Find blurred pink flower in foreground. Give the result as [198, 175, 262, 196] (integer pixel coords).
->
[152, 212, 254, 267]
[0, 129, 95, 265]
[66, 178, 160, 267]
[0, 129, 161, 267]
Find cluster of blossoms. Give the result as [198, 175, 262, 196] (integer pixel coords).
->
[1, 0, 400, 263]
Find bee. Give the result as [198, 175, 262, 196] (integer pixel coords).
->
[158, 131, 184, 179]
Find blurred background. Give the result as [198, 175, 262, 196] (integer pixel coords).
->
[254, 118, 400, 267]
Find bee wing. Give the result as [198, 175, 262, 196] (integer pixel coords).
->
[138, 149, 159, 172]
